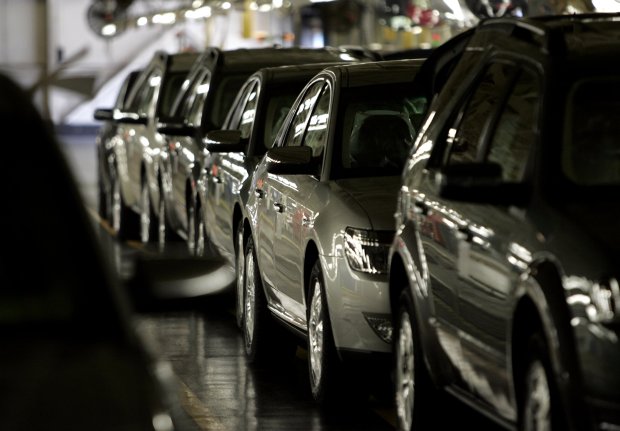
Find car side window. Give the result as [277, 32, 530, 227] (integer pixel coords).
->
[129, 67, 162, 118]
[303, 85, 330, 160]
[238, 82, 259, 140]
[226, 81, 254, 130]
[486, 69, 539, 182]
[446, 62, 517, 165]
[283, 81, 324, 148]
[187, 71, 212, 126]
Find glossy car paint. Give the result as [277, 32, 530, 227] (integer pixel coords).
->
[201, 63, 343, 265]
[110, 51, 199, 237]
[244, 60, 427, 355]
[388, 15, 620, 430]
[94, 69, 141, 221]
[159, 47, 371, 243]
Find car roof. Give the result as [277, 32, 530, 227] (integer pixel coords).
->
[472, 13, 620, 58]
[252, 62, 349, 85]
[192, 46, 366, 73]
[319, 58, 426, 88]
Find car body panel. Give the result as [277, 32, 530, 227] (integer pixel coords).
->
[245, 59, 429, 356]
[389, 14, 620, 429]
[159, 47, 374, 241]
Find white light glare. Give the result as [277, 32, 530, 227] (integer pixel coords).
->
[222, 2, 232, 9]
[101, 24, 117, 36]
[136, 16, 148, 26]
[185, 6, 211, 19]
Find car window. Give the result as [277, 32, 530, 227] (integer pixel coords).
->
[186, 70, 212, 126]
[486, 68, 539, 182]
[208, 75, 249, 130]
[238, 81, 260, 139]
[225, 80, 255, 130]
[563, 77, 620, 186]
[263, 92, 298, 151]
[128, 67, 162, 117]
[303, 84, 331, 160]
[283, 81, 325, 148]
[446, 62, 517, 165]
[335, 82, 424, 178]
[157, 71, 188, 118]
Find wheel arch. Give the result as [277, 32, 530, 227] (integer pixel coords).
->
[303, 240, 320, 305]
[513, 259, 587, 431]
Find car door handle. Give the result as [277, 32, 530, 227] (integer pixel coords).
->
[273, 202, 284, 213]
[413, 200, 429, 215]
[254, 188, 264, 199]
[456, 226, 474, 242]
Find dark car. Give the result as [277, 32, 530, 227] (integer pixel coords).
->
[94, 69, 142, 224]
[98, 50, 199, 244]
[388, 14, 620, 431]
[0, 72, 180, 431]
[199, 62, 344, 327]
[241, 59, 429, 403]
[155, 47, 374, 249]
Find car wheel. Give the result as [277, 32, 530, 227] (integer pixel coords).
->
[140, 179, 155, 243]
[111, 164, 138, 240]
[307, 260, 340, 404]
[520, 333, 561, 431]
[243, 236, 270, 363]
[98, 178, 107, 221]
[394, 288, 435, 431]
[187, 198, 197, 255]
[235, 219, 245, 329]
[157, 191, 167, 250]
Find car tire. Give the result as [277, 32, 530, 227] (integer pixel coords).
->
[140, 179, 157, 244]
[235, 218, 245, 329]
[187, 197, 197, 255]
[394, 288, 436, 431]
[110, 163, 138, 241]
[519, 332, 563, 431]
[307, 260, 341, 404]
[243, 236, 271, 363]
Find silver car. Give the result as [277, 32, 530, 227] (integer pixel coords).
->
[241, 59, 428, 402]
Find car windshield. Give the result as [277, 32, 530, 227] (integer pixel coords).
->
[563, 77, 620, 186]
[334, 83, 427, 179]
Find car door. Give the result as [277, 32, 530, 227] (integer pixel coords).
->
[273, 80, 331, 319]
[441, 64, 541, 414]
[171, 68, 211, 230]
[208, 78, 258, 254]
[124, 64, 162, 205]
[255, 80, 325, 318]
[415, 60, 520, 386]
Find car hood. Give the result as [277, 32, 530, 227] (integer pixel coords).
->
[334, 176, 401, 231]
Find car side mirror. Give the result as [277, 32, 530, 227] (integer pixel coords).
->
[113, 110, 148, 125]
[157, 121, 196, 137]
[93, 108, 113, 121]
[265, 146, 315, 175]
[437, 162, 530, 206]
[204, 130, 247, 153]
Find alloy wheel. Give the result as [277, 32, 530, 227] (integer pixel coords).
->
[140, 181, 151, 243]
[523, 359, 552, 431]
[308, 279, 324, 392]
[111, 170, 122, 233]
[395, 309, 415, 431]
[235, 226, 245, 328]
[244, 247, 256, 350]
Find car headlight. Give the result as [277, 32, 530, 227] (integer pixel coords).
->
[344, 227, 393, 274]
[588, 278, 620, 324]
